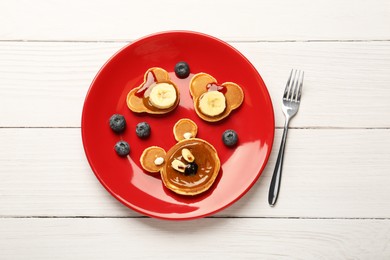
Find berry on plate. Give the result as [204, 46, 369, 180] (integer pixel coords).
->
[114, 141, 130, 157]
[109, 114, 126, 133]
[222, 129, 238, 147]
[174, 61, 190, 79]
[136, 122, 151, 138]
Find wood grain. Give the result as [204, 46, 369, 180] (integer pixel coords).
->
[0, 218, 389, 259]
[0, 41, 389, 128]
[0, 0, 389, 41]
[1, 128, 389, 218]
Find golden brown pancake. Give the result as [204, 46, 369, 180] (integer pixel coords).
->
[139, 119, 220, 196]
[161, 138, 220, 196]
[140, 146, 166, 173]
[127, 67, 180, 114]
[173, 118, 198, 142]
[189, 73, 244, 122]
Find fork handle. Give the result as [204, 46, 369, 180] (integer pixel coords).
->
[268, 121, 290, 206]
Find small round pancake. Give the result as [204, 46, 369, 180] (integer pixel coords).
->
[140, 146, 166, 173]
[173, 118, 198, 141]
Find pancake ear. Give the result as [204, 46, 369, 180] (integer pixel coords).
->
[173, 119, 198, 142]
[189, 73, 216, 99]
[127, 88, 147, 113]
[224, 82, 244, 110]
[140, 146, 166, 173]
[150, 67, 170, 82]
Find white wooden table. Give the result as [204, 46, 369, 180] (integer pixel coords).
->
[1, 0, 390, 259]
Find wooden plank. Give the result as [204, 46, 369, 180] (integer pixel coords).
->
[240, 41, 390, 128]
[1, 128, 389, 218]
[0, 0, 389, 41]
[0, 42, 121, 127]
[0, 218, 389, 259]
[0, 41, 389, 128]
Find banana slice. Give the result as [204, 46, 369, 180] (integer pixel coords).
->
[198, 91, 226, 117]
[182, 148, 195, 162]
[171, 159, 186, 173]
[149, 83, 177, 109]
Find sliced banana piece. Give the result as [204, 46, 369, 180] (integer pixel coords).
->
[171, 159, 186, 173]
[181, 148, 195, 162]
[154, 157, 165, 166]
[149, 83, 177, 109]
[198, 91, 226, 117]
[183, 132, 193, 139]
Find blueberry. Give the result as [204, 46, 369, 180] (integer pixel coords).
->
[136, 122, 151, 138]
[114, 141, 130, 157]
[109, 114, 126, 133]
[184, 162, 198, 176]
[222, 129, 238, 147]
[174, 61, 190, 79]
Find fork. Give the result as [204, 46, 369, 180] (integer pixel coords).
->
[268, 69, 304, 206]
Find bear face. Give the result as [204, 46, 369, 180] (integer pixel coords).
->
[127, 67, 180, 114]
[140, 119, 221, 196]
[189, 73, 244, 122]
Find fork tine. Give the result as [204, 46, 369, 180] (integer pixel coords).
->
[288, 69, 298, 100]
[283, 69, 294, 99]
[296, 71, 304, 102]
[291, 70, 301, 101]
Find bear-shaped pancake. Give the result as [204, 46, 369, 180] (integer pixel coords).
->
[189, 73, 244, 122]
[127, 67, 180, 114]
[140, 119, 220, 196]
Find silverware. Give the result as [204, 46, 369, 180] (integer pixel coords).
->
[268, 69, 304, 206]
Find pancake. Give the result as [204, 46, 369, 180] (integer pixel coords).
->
[189, 73, 244, 122]
[161, 138, 220, 196]
[173, 118, 198, 142]
[139, 119, 220, 196]
[140, 146, 166, 173]
[127, 67, 180, 114]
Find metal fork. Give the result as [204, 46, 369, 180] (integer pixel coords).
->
[268, 69, 304, 206]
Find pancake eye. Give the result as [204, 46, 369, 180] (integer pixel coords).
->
[182, 148, 195, 162]
[171, 159, 186, 173]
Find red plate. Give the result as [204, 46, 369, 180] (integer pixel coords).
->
[82, 31, 274, 220]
